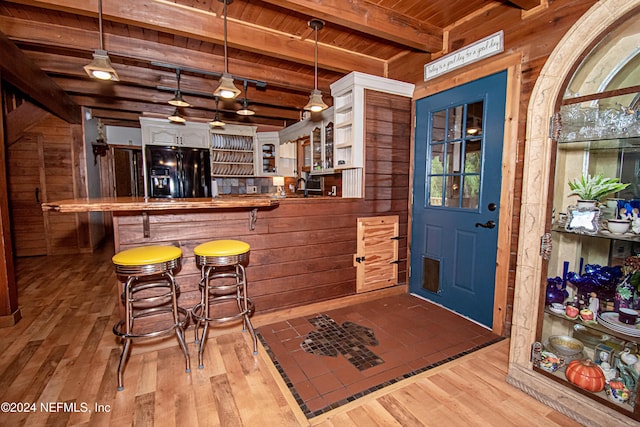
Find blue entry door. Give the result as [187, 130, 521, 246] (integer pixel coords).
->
[410, 71, 507, 328]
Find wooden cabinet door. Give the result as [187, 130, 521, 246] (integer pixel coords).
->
[355, 215, 399, 292]
[7, 134, 47, 256]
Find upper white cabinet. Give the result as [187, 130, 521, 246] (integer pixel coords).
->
[255, 131, 279, 176]
[278, 107, 334, 176]
[211, 124, 257, 177]
[330, 72, 414, 170]
[139, 117, 210, 148]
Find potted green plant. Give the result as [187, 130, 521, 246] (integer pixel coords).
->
[568, 174, 629, 207]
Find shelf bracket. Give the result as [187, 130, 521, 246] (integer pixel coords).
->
[142, 212, 150, 238]
[249, 208, 258, 231]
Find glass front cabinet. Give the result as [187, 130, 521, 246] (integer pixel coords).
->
[531, 11, 640, 423]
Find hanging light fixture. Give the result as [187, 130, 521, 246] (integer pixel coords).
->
[168, 107, 186, 123]
[209, 97, 226, 127]
[213, 0, 241, 99]
[168, 68, 191, 107]
[304, 19, 328, 112]
[237, 80, 255, 116]
[83, 0, 119, 81]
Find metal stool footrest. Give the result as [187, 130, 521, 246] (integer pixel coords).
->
[113, 306, 189, 339]
[191, 297, 255, 325]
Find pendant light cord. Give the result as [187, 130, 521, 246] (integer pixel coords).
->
[314, 24, 318, 90]
[98, 0, 104, 50]
[223, 0, 229, 74]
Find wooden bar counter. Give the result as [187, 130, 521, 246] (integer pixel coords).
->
[40, 195, 410, 318]
[41, 195, 280, 212]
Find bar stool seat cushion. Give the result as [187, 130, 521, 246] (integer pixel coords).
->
[112, 245, 182, 266]
[194, 240, 250, 257]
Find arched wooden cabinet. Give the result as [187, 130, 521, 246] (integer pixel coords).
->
[508, 1, 640, 425]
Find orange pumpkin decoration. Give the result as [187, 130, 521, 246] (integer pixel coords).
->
[564, 359, 606, 392]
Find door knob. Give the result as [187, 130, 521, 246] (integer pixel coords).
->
[475, 220, 496, 229]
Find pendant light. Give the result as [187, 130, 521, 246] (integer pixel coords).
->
[168, 107, 186, 123]
[304, 19, 328, 112]
[213, 0, 241, 99]
[209, 97, 226, 127]
[237, 80, 255, 116]
[168, 69, 191, 107]
[83, 0, 119, 81]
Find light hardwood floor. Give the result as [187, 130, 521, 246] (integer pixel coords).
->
[0, 245, 582, 426]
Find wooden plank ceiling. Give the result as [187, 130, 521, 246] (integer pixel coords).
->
[0, 0, 539, 129]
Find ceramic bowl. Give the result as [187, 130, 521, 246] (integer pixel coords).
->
[608, 219, 631, 234]
[572, 324, 609, 346]
[539, 351, 563, 373]
[618, 308, 639, 325]
[547, 335, 584, 357]
[605, 380, 630, 404]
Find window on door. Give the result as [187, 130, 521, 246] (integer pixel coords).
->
[428, 101, 484, 209]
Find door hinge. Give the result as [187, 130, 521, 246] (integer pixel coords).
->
[549, 112, 562, 142]
[540, 232, 552, 260]
[390, 236, 404, 240]
[355, 256, 365, 263]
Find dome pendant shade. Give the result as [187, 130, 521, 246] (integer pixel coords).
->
[209, 96, 226, 127]
[214, 73, 241, 99]
[84, 49, 119, 81]
[168, 90, 191, 107]
[304, 89, 328, 113]
[168, 69, 191, 107]
[304, 19, 327, 112]
[168, 107, 186, 123]
[209, 116, 226, 127]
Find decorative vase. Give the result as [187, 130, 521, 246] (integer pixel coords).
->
[615, 275, 640, 311]
[577, 199, 598, 209]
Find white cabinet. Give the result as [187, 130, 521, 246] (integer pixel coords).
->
[278, 140, 297, 177]
[210, 124, 257, 177]
[255, 132, 279, 176]
[278, 108, 334, 176]
[139, 117, 209, 148]
[310, 108, 334, 175]
[330, 72, 414, 170]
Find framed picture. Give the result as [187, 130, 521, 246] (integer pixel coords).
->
[594, 343, 614, 365]
[565, 205, 600, 234]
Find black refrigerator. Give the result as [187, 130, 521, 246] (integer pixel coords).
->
[145, 145, 211, 198]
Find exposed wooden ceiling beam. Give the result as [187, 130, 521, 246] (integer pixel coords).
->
[508, 0, 542, 10]
[4, 0, 386, 75]
[0, 30, 80, 124]
[0, 16, 340, 94]
[260, 0, 443, 52]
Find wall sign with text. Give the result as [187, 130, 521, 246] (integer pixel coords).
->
[424, 31, 504, 82]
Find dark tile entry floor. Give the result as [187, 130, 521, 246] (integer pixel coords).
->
[257, 294, 503, 418]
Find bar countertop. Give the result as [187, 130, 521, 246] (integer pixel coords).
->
[41, 196, 280, 213]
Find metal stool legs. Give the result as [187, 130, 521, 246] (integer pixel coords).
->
[192, 262, 258, 370]
[113, 269, 191, 391]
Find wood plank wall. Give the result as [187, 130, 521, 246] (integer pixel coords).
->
[113, 91, 412, 314]
[10, 112, 91, 255]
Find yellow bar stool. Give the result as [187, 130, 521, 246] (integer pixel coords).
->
[112, 245, 191, 391]
[191, 239, 257, 369]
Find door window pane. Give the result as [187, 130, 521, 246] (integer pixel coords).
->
[447, 106, 464, 140]
[432, 111, 446, 142]
[447, 141, 462, 173]
[445, 175, 461, 207]
[463, 175, 480, 209]
[429, 175, 443, 206]
[427, 100, 485, 210]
